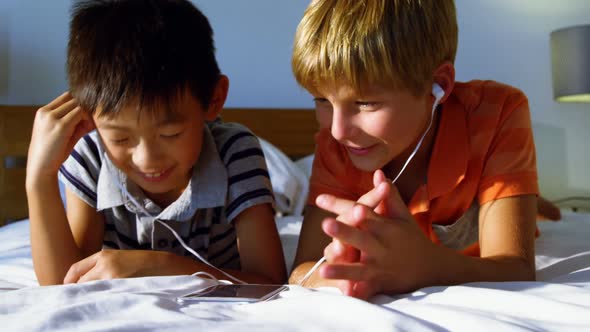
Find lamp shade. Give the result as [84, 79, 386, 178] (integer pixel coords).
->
[550, 25, 590, 103]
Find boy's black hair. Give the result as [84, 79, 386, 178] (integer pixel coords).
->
[67, 0, 221, 116]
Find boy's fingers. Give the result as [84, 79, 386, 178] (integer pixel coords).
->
[64, 254, 98, 284]
[385, 184, 413, 220]
[61, 106, 87, 129]
[64, 255, 96, 284]
[319, 262, 368, 281]
[69, 112, 95, 142]
[352, 281, 377, 300]
[45, 91, 73, 110]
[316, 183, 389, 218]
[316, 194, 356, 216]
[372, 169, 387, 188]
[77, 269, 103, 284]
[322, 217, 378, 253]
[52, 99, 80, 119]
[357, 182, 389, 210]
[324, 240, 360, 263]
[339, 280, 356, 297]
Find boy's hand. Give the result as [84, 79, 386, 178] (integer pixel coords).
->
[315, 170, 389, 294]
[64, 249, 154, 283]
[319, 170, 390, 265]
[27, 92, 94, 180]
[317, 171, 438, 300]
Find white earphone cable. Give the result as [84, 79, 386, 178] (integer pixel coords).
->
[298, 85, 444, 286]
[107, 157, 246, 285]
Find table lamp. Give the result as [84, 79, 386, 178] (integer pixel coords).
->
[550, 24, 590, 103]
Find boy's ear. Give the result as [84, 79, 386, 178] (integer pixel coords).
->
[432, 62, 455, 104]
[205, 75, 229, 121]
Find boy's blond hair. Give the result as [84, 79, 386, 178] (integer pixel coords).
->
[292, 0, 458, 96]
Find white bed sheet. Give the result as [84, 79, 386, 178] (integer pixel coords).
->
[1, 212, 589, 331]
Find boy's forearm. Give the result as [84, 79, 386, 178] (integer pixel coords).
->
[27, 175, 83, 285]
[426, 246, 535, 287]
[290, 253, 534, 292]
[152, 251, 280, 284]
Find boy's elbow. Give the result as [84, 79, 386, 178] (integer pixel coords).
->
[266, 265, 288, 285]
[270, 273, 288, 285]
[288, 273, 301, 285]
[522, 264, 536, 281]
[287, 262, 311, 285]
[507, 256, 536, 281]
[35, 272, 65, 286]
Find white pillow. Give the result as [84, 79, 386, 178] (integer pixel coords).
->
[294, 154, 314, 180]
[258, 138, 309, 216]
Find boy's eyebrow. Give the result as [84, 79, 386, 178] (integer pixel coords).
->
[98, 123, 130, 131]
[98, 113, 188, 130]
[156, 112, 187, 126]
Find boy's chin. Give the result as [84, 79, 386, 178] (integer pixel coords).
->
[134, 175, 190, 195]
[348, 156, 383, 173]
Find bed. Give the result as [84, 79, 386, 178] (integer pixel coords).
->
[1, 106, 590, 331]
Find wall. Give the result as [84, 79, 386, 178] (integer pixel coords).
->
[455, 0, 590, 201]
[0, 0, 589, 199]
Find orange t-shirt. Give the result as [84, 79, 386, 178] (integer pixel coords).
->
[307, 80, 539, 256]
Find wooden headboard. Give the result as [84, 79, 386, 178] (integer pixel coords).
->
[0, 105, 318, 225]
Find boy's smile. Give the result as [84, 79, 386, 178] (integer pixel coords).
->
[135, 165, 176, 183]
[344, 144, 377, 156]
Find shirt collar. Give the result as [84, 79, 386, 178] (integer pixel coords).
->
[426, 88, 471, 200]
[96, 124, 227, 221]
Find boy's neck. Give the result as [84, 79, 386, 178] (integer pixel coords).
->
[144, 190, 183, 208]
[141, 176, 191, 209]
[382, 111, 440, 202]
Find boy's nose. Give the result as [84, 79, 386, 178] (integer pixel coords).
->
[132, 141, 163, 170]
[330, 109, 355, 141]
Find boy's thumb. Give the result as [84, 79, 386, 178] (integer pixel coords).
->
[385, 184, 412, 221]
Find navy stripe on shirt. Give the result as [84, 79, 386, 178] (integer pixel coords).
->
[70, 150, 96, 182]
[225, 188, 272, 218]
[184, 247, 207, 257]
[211, 207, 223, 224]
[228, 168, 269, 186]
[103, 240, 120, 249]
[209, 239, 237, 262]
[225, 147, 264, 167]
[59, 166, 97, 203]
[219, 132, 256, 161]
[209, 227, 235, 245]
[189, 226, 211, 238]
[170, 227, 210, 248]
[104, 223, 151, 250]
[82, 134, 101, 166]
[218, 251, 240, 269]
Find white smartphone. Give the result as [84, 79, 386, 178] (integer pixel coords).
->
[176, 284, 288, 303]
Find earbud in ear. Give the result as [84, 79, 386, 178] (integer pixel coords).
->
[432, 83, 445, 101]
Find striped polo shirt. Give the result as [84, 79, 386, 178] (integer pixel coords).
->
[308, 80, 539, 255]
[58, 119, 274, 269]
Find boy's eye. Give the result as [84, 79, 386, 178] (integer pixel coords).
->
[356, 101, 381, 110]
[160, 131, 183, 139]
[110, 138, 129, 145]
[313, 98, 332, 109]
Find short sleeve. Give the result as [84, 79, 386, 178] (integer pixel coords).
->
[57, 132, 103, 208]
[478, 91, 539, 204]
[211, 121, 275, 222]
[307, 129, 373, 206]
